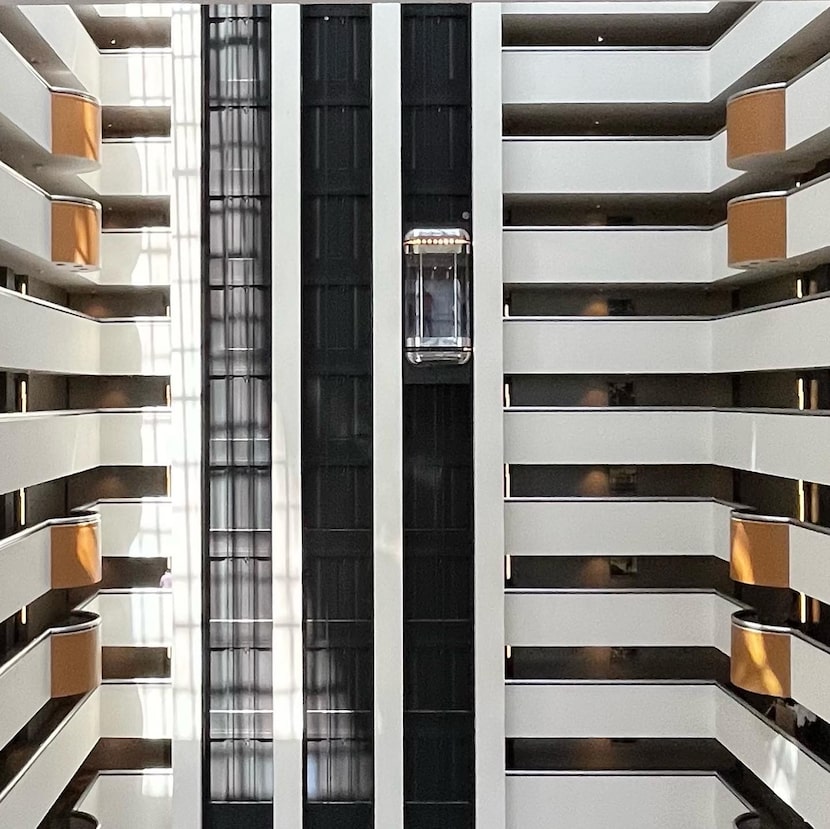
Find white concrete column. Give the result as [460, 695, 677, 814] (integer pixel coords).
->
[272, 6, 305, 829]
[170, 5, 202, 829]
[372, 5, 404, 828]
[472, 5, 506, 829]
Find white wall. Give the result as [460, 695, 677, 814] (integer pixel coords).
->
[0, 525, 51, 622]
[371, 7, 403, 827]
[96, 498, 171, 559]
[0, 636, 50, 753]
[791, 636, 830, 725]
[77, 771, 172, 829]
[790, 523, 830, 605]
[473, 7, 507, 829]
[169, 7, 202, 829]
[83, 139, 171, 196]
[100, 229, 171, 287]
[506, 774, 746, 829]
[100, 680, 172, 739]
[99, 49, 173, 107]
[506, 682, 717, 739]
[505, 498, 732, 559]
[0, 32, 50, 152]
[503, 226, 736, 285]
[503, 137, 738, 195]
[0, 689, 99, 829]
[83, 589, 172, 647]
[505, 591, 739, 651]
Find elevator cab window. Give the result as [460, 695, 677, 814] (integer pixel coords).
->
[404, 228, 471, 365]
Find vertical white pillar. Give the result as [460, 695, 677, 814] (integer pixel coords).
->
[170, 5, 202, 829]
[472, 5, 506, 829]
[272, 6, 305, 829]
[372, 5, 404, 828]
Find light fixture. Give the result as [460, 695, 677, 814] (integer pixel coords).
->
[597, 35, 604, 43]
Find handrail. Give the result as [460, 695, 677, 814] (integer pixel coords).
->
[505, 405, 830, 416]
[504, 222, 727, 231]
[0, 611, 100, 682]
[504, 132, 725, 142]
[0, 511, 100, 553]
[731, 511, 830, 538]
[727, 189, 788, 206]
[0, 406, 170, 423]
[0, 284, 170, 324]
[506, 496, 741, 506]
[732, 608, 791, 635]
[726, 82, 787, 104]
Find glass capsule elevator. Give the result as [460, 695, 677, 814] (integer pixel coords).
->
[202, 6, 273, 827]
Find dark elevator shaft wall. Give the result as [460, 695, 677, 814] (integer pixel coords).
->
[401, 5, 475, 828]
[202, 5, 274, 827]
[300, 7, 374, 828]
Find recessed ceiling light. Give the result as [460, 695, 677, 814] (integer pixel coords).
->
[597, 35, 604, 43]
[594, 120, 600, 125]
[110, 38, 117, 45]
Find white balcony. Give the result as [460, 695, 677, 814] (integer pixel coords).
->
[100, 680, 172, 739]
[76, 770, 172, 829]
[504, 407, 830, 486]
[505, 498, 732, 559]
[17, 5, 100, 94]
[503, 134, 737, 196]
[0, 637, 50, 753]
[502, 2, 830, 105]
[0, 31, 51, 152]
[503, 224, 736, 285]
[790, 523, 830, 605]
[82, 139, 171, 197]
[99, 49, 173, 107]
[0, 688, 100, 829]
[0, 408, 171, 493]
[93, 497, 171, 559]
[507, 773, 746, 829]
[791, 635, 830, 725]
[0, 288, 169, 376]
[504, 296, 830, 375]
[100, 229, 171, 287]
[712, 409, 830, 486]
[716, 689, 830, 829]
[84, 589, 172, 647]
[506, 682, 717, 739]
[504, 407, 712, 466]
[504, 317, 711, 375]
[505, 590, 739, 652]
